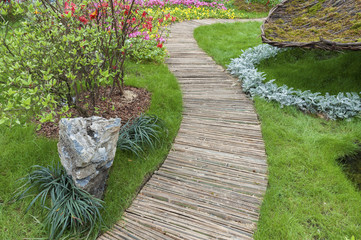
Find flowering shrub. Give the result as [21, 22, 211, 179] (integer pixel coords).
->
[228, 44, 361, 120]
[134, 0, 228, 10]
[127, 38, 167, 62]
[136, 0, 244, 21]
[154, 5, 242, 20]
[0, 0, 175, 125]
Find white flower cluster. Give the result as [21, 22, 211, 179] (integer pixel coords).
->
[227, 44, 361, 120]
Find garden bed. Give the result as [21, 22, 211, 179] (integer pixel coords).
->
[0, 60, 183, 239]
[37, 86, 151, 138]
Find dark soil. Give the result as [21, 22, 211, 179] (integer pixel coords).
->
[338, 150, 361, 191]
[36, 86, 151, 138]
[234, 0, 272, 13]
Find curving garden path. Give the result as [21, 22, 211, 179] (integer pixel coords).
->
[99, 19, 268, 240]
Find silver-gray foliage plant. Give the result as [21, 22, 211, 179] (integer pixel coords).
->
[227, 44, 361, 120]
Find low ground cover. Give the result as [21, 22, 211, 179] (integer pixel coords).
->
[194, 21, 361, 239]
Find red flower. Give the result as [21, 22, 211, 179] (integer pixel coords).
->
[142, 11, 147, 17]
[171, 16, 176, 22]
[70, 2, 76, 14]
[157, 43, 163, 48]
[90, 10, 97, 20]
[158, 18, 163, 24]
[79, 16, 88, 24]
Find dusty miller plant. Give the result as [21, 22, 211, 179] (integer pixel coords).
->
[227, 44, 361, 120]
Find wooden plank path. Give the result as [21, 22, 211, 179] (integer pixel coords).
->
[99, 18, 267, 240]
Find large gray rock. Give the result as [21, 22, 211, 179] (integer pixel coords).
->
[58, 116, 121, 199]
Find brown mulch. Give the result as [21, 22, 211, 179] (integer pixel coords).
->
[234, 0, 272, 13]
[36, 86, 151, 139]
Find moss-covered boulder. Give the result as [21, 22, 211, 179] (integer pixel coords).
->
[261, 0, 361, 50]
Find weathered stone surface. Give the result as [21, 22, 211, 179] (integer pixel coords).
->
[58, 116, 121, 199]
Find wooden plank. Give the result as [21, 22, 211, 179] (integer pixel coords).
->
[129, 196, 255, 237]
[144, 177, 263, 213]
[130, 195, 255, 238]
[171, 143, 267, 166]
[148, 174, 263, 206]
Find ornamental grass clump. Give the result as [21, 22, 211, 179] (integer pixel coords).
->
[13, 164, 104, 240]
[0, 0, 175, 126]
[117, 114, 167, 156]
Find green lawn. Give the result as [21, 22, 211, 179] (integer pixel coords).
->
[194, 21, 361, 239]
[259, 49, 361, 95]
[0, 61, 182, 239]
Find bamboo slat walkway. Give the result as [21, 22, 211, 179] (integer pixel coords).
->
[99, 18, 267, 240]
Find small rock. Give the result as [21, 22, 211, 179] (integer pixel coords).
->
[58, 116, 121, 199]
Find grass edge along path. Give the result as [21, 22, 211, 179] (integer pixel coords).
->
[0, 61, 182, 239]
[102, 62, 183, 228]
[194, 21, 361, 239]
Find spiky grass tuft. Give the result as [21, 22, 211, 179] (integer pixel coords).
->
[13, 165, 104, 240]
[117, 114, 167, 157]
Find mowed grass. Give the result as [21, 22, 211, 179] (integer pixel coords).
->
[259, 49, 361, 95]
[0, 126, 56, 238]
[194, 21, 263, 66]
[194, 22, 361, 239]
[0, 61, 182, 239]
